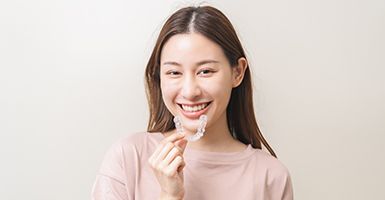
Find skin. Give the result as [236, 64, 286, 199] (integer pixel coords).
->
[148, 32, 248, 199]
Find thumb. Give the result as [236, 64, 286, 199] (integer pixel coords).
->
[174, 138, 188, 153]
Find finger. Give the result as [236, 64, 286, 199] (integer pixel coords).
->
[150, 132, 181, 159]
[149, 141, 169, 163]
[174, 138, 188, 154]
[162, 132, 185, 145]
[149, 133, 185, 164]
[164, 156, 184, 177]
[154, 142, 174, 163]
[162, 146, 182, 165]
[177, 159, 186, 173]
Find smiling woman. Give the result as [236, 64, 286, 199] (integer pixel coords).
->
[92, 5, 293, 200]
[160, 33, 237, 131]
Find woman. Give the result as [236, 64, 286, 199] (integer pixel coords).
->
[92, 5, 293, 200]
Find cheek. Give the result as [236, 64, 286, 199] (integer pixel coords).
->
[207, 76, 233, 100]
[160, 79, 178, 105]
[214, 88, 232, 107]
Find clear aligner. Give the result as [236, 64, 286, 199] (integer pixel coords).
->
[173, 116, 184, 133]
[173, 115, 208, 142]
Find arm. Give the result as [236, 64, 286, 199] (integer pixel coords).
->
[280, 173, 294, 200]
[159, 192, 184, 200]
[91, 140, 135, 200]
[268, 168, 294, 200]
[92, 174, 129, 200]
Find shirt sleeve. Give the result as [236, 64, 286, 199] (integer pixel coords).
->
[91, 175, 129, 200]
[280, 172, 294, 200]
[91, 139, 136, 200]
[268, 167, 294, 200]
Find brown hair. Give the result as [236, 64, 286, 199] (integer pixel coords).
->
[145, 6, 276, 157]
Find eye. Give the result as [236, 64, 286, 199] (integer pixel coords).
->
[166, 70, 182, 76]
[197, 69, 215, 76]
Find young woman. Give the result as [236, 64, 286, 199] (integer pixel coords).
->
[92, 6, 293, 200]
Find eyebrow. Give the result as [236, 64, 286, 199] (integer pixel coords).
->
[162, 60, 219, 67]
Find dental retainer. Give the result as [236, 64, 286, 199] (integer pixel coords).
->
[173, 115, 208, 142]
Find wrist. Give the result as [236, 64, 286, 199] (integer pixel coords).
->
[160, 192, 184, 200]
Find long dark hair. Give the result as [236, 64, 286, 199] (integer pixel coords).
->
[145, 6, 276, 157]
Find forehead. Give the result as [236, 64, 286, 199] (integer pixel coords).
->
[160, 33, 227, 64]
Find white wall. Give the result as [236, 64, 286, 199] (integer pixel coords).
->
[1, 0, 384, 199]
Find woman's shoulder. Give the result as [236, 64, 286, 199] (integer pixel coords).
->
[115, 131, 150, 144]
[98, 132, 161, 170]
[106, 131, 163, 155]
[96, 132, 159, 185]
[251, 148, 291, 179]
[251, 149, 293, 197]
[109, 131, 160, 147]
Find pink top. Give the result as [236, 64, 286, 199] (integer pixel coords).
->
[91, 132, 293, 200]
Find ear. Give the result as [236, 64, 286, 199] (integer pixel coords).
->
[232, 57, 248, 88]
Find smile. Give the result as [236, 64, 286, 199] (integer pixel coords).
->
[178, 102, 211, 112]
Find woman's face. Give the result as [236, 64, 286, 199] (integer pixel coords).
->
[160, 33, 239, 133]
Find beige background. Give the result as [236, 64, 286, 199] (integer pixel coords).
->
[1, 0, 384, 199]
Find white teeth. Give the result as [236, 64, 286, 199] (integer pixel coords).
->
[181, 103, 208, 112]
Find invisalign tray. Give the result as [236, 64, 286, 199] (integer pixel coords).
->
[173, 115, 207, 142]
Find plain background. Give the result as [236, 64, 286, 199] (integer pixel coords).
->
[1, 0, 384, 199]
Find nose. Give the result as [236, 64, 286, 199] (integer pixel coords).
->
[181, 75, 202, 100]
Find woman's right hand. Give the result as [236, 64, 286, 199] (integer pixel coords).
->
[148, 132, 188, 200]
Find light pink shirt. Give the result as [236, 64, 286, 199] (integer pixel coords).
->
[91, 132, 293, 200]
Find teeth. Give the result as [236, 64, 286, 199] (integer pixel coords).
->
[181, 103, 208, 112]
